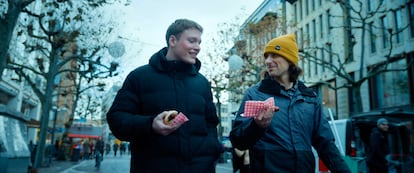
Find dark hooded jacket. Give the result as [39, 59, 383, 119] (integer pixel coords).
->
[366, 127, 389, 170]
[230, 78, 351, 173]
[107, 47, 221, 173]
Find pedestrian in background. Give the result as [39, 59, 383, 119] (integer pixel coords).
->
[28, 140, 35, 166]
[105, 142, 111, 155]
[106, 19, 221, 173]
[367, 118, 390, 173]
[95, 137, 105, 159]
[83, 140, 90, 160]
[89, 140, 94, 159]
[45, 143, 55, 166]
[120, 142, 126, 156]
[230, 34, 351, 173]
[127, 142, 131, 155]
[113, 143, 119, 157]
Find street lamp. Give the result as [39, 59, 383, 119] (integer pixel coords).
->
[108, 41, 125, 58]
[227, 48, 243, 71]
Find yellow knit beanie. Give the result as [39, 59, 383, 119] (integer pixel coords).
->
[264, 34, 299, 65]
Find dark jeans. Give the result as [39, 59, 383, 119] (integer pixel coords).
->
[240, 165, 250, 173]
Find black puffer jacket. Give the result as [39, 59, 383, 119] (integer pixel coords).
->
[107, 47, 221, 173]
[366, 127, 390, 170]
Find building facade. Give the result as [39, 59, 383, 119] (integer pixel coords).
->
[285, 0, 414, 118]
[230, 0, 414, 119]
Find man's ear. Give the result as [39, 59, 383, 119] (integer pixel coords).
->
[168, 35, 177, 47]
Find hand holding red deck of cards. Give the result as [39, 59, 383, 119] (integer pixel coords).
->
[242, 97, 276, 117]
[163, 110, 189, 127]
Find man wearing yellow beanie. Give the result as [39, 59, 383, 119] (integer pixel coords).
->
[230, 34, 351, 173]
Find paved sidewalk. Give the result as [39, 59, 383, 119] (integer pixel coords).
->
[35, 159, 84, 173]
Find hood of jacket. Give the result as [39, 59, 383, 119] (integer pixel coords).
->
[149, 47, 201, 75]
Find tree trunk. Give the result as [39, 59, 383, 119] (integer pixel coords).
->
[352, 84, 364, 114]
[0, 1, 23, 79]
[32, 77, 54, 168]
[33, 52, 60, 168]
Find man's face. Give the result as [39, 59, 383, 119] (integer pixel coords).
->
[264, 53, 290, 79]
[168, 28, 201, 64]
[378, 122, 389, 132]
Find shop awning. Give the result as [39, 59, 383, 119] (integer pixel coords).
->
[67, 133, 100, 139]
[67, 125, 102, 139]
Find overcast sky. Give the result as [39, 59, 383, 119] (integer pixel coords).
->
[105, 0, 263, 78]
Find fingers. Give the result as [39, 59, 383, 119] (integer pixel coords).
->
[254, 107, 275, 128]
[152, 111, 180, 136]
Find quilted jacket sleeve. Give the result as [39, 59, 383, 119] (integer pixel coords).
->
[230, 89, 266, 150]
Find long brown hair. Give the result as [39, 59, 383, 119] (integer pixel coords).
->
[288, 63, 303, 82]
[261, 63, 303, 82]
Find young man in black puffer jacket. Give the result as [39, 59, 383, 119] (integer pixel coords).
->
[107, 19, 221, 173]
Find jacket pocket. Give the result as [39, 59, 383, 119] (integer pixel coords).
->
[189, 115, 208, 135]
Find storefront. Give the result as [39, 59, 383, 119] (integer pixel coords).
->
[0, 105, 31, 173]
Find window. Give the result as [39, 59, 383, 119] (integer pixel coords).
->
[410, 2, 414, 37]
[369, 22, 377, 53]
[306, 24, 310, 47]
[0, 91, 12, 106]
[301, 60, 305, 81]
[294, 4, 298, 23]
[314, 51, 318, 75]
[369, 59, 411, 109]
[327, 10, 331, 35]
[299, 28, 304, 49]
[394, 10, 403, 43]
[367, 0, 374, 12]
[312, 19, 316, 43]
[327, 43, 333, 64]
[321, 80, 337, 118]
[312, 0, 315, 11]
[304, 0, 309, 16]
[319, 15, 324, 39]
[308, 58, 311, 78]
[298, 1, 303, 21]
[381, 15, 389, 48]
[320, 49, 325, 72]
[347, 72, 356, 113]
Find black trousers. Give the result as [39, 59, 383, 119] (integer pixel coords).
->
[367, 163, 388, 173]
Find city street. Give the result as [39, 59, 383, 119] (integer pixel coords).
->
[39, 153, 233, 173]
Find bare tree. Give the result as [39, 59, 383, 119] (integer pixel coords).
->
[0, 0, 36, 80]
[202, 20, 240, 141]
[64, 63, 111, 129]
[4, 0, 128, 168]
[0, 0, 129, 79]
[300, 0, 412, 114]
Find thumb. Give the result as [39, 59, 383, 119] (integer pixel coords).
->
[272, 106, 280, 112]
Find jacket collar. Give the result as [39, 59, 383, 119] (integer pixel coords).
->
[149, 47, 201, 75]
[258, 77, 316, 97]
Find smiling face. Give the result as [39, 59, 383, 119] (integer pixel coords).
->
[264, 53, 291, 82]
[166, 28, 201, 64]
